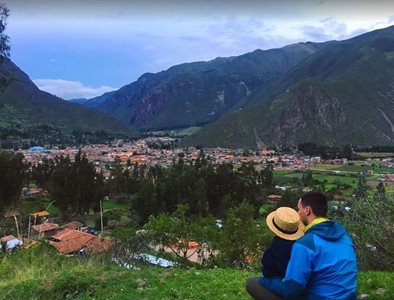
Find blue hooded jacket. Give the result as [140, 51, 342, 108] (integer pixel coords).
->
[259, 221, 357, 300]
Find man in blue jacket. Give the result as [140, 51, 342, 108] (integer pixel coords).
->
[247, 191, 358, 300]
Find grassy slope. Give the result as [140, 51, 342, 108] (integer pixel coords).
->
[0, 246, 393, 300]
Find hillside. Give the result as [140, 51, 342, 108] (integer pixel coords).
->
[84, 42, 326, 130]
[0, 246, 392, 300]
[0, 59, 138, 145]
[182, 25, 394, 148]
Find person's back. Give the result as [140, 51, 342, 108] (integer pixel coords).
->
[262, 236, 294, 278]
[285, 220, 357, 299]
[246, 207, 304, 300]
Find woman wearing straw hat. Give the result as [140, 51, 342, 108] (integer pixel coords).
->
[262, 207, 304, 278]
[246, 207, 304, 300]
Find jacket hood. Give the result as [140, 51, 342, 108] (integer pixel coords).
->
[307, 221, 346, 241]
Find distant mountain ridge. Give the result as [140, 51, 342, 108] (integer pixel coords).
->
[69, 98, 89, 105]
[182, 25, 394, 148]
[84, 42, 326, 130]
[0, 59, 138, 143]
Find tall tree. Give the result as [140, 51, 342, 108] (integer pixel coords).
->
[49, 151, 105, 215]
[354, 175, 368, 200]
[0, 3, 10, 61]
[0, 151, 26, 210]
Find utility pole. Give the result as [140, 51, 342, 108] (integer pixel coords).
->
[13, 214, 20, 238]
[28, 214, 31, 239]
[100, 200, 104, 235]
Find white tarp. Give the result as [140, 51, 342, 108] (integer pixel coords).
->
[0, 238, 23, 251]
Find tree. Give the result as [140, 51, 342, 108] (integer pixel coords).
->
[31, 157, 55, 189]
[217, 202, 261, 268]
[0, 3, 10, 88]
[342, 144, 352, 160]
[376, 181, 385, 197]
[0, 151, 26, 210]
[354, 175, 368, 199]
[145, 204, 218, 266]
[193, 177, 208, 217]
[49, 151, 105, 215]
[0, 4, 11, 145]
[340, 193, 394, 271]
[260, 163, 273, 190]
[302, 170, 313, 187]
[0, 3, 9, 60]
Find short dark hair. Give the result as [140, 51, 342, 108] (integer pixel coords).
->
[300, 191, 328, 217]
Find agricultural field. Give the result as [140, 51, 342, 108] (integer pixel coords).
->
[273, 161, 394, 198]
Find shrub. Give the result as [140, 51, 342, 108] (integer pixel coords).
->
[337, 193, 394, 271]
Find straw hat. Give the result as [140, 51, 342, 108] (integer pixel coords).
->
[266, 207, 304, 240]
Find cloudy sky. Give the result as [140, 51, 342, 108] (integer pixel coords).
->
[4, 0, 394, 100]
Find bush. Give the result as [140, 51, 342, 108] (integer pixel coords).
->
[336, 193, 394, 271]
[216, 202, 264, 269]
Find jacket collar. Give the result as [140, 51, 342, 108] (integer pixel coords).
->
[305, 217, 329, 232]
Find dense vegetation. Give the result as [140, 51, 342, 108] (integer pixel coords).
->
[31, 151, 276, 221]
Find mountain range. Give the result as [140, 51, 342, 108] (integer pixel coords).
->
[80, 25, 394, 148]
[182, 25, 394, 148]
[3, 25, 394, 148]
[0, 59, 138, 146]
[83, 42, 326, 130]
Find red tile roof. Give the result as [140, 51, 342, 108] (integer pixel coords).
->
[50, 229, 111, 254]
[62, 221, 83, 230]
[85, 237, 112, 255]
[1, 235, 18, 242]
[32, 222, 59, 233]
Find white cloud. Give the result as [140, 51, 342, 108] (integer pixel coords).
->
[33, 79, 117, 100]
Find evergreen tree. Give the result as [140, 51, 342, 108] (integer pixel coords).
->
[302, 170, 313, 187]
[31, 157, 55, 189]
[376, 181, 385, 196]
[354, 175, 368, 199]
[260, 163, 273, 190]
[194, 177, 208, 217]
[49, 151, 105, 215]
[0, 151, 26, 209]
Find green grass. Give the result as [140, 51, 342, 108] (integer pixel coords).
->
[103, 201, 129, 210]
[357, 152, 394, 158]
[1, 244, 393, 299]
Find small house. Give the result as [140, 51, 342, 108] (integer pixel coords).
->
[0, 235, 23, 251]
[31, 221, 59, 239]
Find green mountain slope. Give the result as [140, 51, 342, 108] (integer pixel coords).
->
[85, 42, 326, 130]
[182, 25, 394, 148]
[0, 59, 138, 144]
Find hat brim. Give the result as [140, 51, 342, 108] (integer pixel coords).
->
[266, 211, 304, 241]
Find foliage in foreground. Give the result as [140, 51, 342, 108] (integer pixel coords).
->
[337, 192, 394, 271]
[0, 243, 393, 300]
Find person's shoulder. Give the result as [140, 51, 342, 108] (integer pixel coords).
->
[294, 232, 316, 252]
[273, 236, 295, 245]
